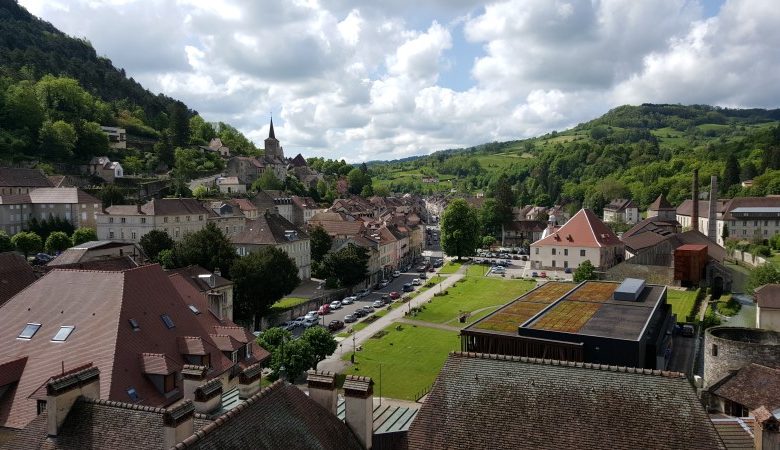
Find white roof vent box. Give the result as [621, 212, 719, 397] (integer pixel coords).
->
[613, 278, 646, 302]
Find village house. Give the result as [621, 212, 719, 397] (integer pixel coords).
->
[754, 284, 780, 332]
[502, 220, 546, 248]
[0, 167, 53, 195]
[206, 201, 246, 237]
[0, 187, 101, 234]
[231, 210, 311, 279]
[291, 195, 321, 227]
[100, 126, 127, 149]
[646, 193, 678, 221]
[82, 156, 124, 182]
[47, 240, 146, 268]
[530, 208, 624, 271]
[0, 264, 269, 432]
[96, 198, 212, 242]
[603, 198, 639, 224]
[215, 176, 245, 195]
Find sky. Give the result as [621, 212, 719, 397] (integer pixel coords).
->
[18, 0, 780, 162]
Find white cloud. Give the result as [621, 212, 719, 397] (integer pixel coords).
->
[17, 0, 780, 162]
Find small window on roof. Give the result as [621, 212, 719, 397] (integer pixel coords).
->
[188, 305, 200, 315]
[129, 319, 140, 331]
[127, 387, 140, 402]
[18, 323, 41, 339]
[161, 314, 175, 329]
[51, 326, 75, 342]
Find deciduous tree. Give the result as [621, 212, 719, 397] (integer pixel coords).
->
[309, 225, 332, 263]
[321, 243, 369, 288]
[301, 326, 337, 369]
[174, 223, 237, 277]
[12, 231, 43, 257]
[140, 229, 174, 262]
[0, 230, 14, 252]
[573, 260, 597, 282]
[44, 231, 71, 254]
[440, 198, 480, 261]
[71, 227, 98, 246]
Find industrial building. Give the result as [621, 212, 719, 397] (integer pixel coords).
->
[461, 279, 675, 369]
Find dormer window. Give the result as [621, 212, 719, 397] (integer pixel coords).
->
[51, 326, 75, 342]
[18, 323, 41, 339]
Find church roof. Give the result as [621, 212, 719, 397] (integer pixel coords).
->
[268, 118, 276, 140]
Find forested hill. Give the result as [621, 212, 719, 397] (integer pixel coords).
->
[372, 104, 780, 214]
[0, 0, 179, 127]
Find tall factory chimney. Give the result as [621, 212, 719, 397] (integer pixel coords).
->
[708, 175, 718, 240]
[692, 169, 699, 232]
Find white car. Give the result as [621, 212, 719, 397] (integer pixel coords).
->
[329, 300, 342, 310]
[303, 317, 319, 328]
[412, 278, 421, 286]
[392, 270, 401, 278]
[341, 296, 357, 305]
[304, 310, 318, 320]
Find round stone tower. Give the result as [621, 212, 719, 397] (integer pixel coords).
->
[703, 327, 780, 389]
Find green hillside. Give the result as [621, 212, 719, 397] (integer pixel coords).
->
[373, 104, 780, 214]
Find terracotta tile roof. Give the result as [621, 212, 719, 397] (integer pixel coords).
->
[43, 256, 140, 272]
[0, 168, 52, 188]
[712, 363, 780, 411]
[407, 352, 726, 450]
[140, 353, 181, 375]
[173, 381, 364, 450]
[0, 265, 262, 430]
[649, 194, 675, 211]
[212, 326, 252, 344]
[230, 198, 257, 212]
[0, 253, 37, 308]
[178, 336, 208, 356]
[0, 358, 26, 387]
[532, 209, 621, 248]
[208, 334, 243, 352]
[231, 212, 309, 246]
[167, 265, 232, 291]
[755, 284, 780, 309]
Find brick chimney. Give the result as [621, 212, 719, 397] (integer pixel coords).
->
[181, 364, 208, 401]
[193, 378, 223, 414]
[163, 400, 195, 449]
[343, 375, 374, 449]
[752, 406, 780, 450]
[46, 366, 100, 437]
[238, 363, 263, 399]
[306, 370, 337, 415]
[692, 168, 699, 232]
[708, 176, 718, 241]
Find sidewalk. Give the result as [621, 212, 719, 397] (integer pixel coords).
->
[317, 270, 465, 373]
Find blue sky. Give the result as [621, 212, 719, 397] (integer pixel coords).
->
[20, 0, 778, 162]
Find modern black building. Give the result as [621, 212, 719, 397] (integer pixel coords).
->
[461, 279, 675, 369]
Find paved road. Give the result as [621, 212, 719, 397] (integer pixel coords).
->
[317, 270, 466, 373]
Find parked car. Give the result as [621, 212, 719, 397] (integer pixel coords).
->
[564, 267, 573, 274]
[416, 265, 428, 272]
[303, 317, 320, 328]
[292, 316, 306, 327]
[381, 295, 390, 304]
[419, 272, 427, 280]
[412, 278, 421, 286]
[428, 267, 435, 272]
[521, 255, 528, 261]
[531, 272, 538, 278]
[318, 304, 330, 315]
[328, 320, 345, 332]
[353, 309, 367, 318]
[434, 259, 443, 267]
[379, 280, 389, 288]
[32, 253, 54, 265]
[357, 289, 371, 298]
[392, 270, 401, 278]
[402, 283, 413, 292]
[344, 314, 357, 323]
[681, 324, 695, 337]
[364, 305, 376, 313]
[329, 300, 342, 310]
[372, 300, 384, 308]
[389, 291, 400, 299]
[540, 271, 547, 278]
[305, 310, 318, 320]
[341, 296, 356, 305]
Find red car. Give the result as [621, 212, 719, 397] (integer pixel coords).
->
[389, 291, 400, 299]
[540, 272, 547, 279]
[318, 304, 330, 315]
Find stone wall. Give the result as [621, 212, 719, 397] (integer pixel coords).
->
[261, 289, 347, 329]
[703, 327, 780, 389]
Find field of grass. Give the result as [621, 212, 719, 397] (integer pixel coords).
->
[438, 262, 462, 274]
[411, 277, 536, 325]
[270, 297, 309, 312]
[715, 294, 741, 316]
[343, 324, 460, 400]
[465, 263, 491, 277]
[666, 289, 699, 322]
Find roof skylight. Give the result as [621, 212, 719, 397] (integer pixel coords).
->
[188, 305, 200, 315]
[18, 323, 41, 339]
[161, 314, 175, 329]
[129, 318, 140, 330]
[51, 326, 75, 342]
[127, 387, 140, 402]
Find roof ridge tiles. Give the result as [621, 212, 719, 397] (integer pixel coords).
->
[79, 396, 167, 414]
[451, 352, 686, 378]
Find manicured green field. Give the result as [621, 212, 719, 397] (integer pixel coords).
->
[342, 324, 460, 400]
[437, 262, 462, 274]
[666, 289, 699, 322]
[411, 277, 536, 325]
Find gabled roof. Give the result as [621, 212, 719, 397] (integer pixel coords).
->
[173, 381, 363, 450]
[755, 284, 780, 309]
[532, 209, 621, 248]
[0, 188, 99, 205]
[407, 352, 725, 450]
[290, 154, 307, 167]
[0, 168, 52, 188]
[676, 199, 729, 217]
[649, 194, 675, 211]
[0, 265, 265, 430]
[0, 253, 37, 308]
[167, 265, 232, 291]
[604, 198, 637, 212]
[712, 363, 780, 411]
[231, 212, 309, 246]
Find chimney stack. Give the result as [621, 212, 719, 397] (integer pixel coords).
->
[46, 366, 100, 437]
[306, 370, 338, 415]
[708, 176, 718, 241]
[692, 169, 699, 232]
[193, 378, 223, 414]
[238, 363, 263, 399]
[163, 400, 195, 449]
[343, 375, 374, 449]
[752, 406, 780, 450]
[181, 364, 208, 401]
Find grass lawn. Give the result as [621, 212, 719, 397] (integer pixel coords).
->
[343, 324, 459, 400]
[438, 262, 462, 274]
[466, 263, 491, 277]
[715, 294, 741, 316]
[666, 289, 699, 322]
[270, 297, 309, 312]
[411, 277, 536, 325]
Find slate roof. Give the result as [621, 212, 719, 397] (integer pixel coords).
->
[755, 284, 780, 309]
[649, 194, 675, 211]
[532, 208, 622, 248]
[0, 253, 37, 308]
[173, 381, 364, 450]
[604, 198, 637, 212]
[0, 188, 99, 206]
[0, 168, 52, 188]
[711, 363, 780, 411]
[167, 265, 233, 291]
[407, 352, 725, 450]
[506, 220, 546, 232]
[0, 265, 266, 430]
[231, 212, 309, 246]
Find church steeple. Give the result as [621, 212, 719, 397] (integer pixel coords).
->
[268, 117, 276, 140]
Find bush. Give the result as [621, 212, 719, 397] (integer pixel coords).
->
[752, 245, 771, 257]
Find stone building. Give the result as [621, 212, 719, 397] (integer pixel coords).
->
[96, 198, 212, 242]
[231, 210, 311, 280]
[0, 187, 101, 234]
[0, 167, 53, 195]
[703, 327, 780, 389]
